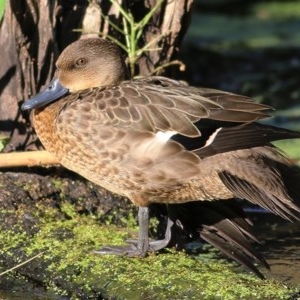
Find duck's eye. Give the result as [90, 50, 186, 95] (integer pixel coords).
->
[76, 58, 87, 66]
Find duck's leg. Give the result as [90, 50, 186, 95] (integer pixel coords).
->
[95, 206, 174, 257]
[129, 206, 150, 256]
[127, 206, 174, 252]
[147, 216, 174, 251]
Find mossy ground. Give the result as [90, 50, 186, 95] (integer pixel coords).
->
[0, 198, 299, 300]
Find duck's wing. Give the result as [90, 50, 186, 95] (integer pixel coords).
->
[174, 122, 300, 158]
[90, 76, 299, 155]
[88, 76, 271, 138]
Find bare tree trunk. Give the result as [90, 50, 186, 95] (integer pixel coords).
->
[0, 0, 194, 152]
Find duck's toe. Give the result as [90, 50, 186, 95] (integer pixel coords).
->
[94, 242, 148, 257]
[93, 235, 172, 257]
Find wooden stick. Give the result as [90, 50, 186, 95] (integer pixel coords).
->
[0, 151, 59, 168]
[0, 251, 45, 276]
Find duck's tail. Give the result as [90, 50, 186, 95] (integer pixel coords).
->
[218, 146, 300, 222]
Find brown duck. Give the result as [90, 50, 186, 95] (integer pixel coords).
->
[22, 38, 300, 277]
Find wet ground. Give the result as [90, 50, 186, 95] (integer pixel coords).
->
[250, 212, 300, 285]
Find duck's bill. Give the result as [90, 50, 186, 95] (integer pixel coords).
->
[21, 78, 69, 111]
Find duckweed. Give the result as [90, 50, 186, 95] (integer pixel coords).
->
[0, 201, 298, 299]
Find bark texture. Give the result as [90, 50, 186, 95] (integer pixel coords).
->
[0, 0, 194, 151]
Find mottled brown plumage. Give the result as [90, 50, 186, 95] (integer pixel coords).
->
[22, 38, 300, 277]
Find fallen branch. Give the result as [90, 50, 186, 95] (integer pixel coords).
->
[0, 151, 59, 168]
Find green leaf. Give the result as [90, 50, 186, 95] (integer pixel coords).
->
[0, 0, 6, 20]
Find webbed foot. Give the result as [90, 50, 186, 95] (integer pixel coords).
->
[94, 206, 174, 257]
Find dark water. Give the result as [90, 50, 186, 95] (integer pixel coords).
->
[250, 212, 300, 285]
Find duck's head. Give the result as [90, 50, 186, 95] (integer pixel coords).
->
[22, 38, 128, 111]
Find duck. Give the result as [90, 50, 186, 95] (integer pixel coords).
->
[22, 38, 300, 277]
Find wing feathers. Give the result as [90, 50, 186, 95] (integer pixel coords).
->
[207, 94, 270, 111]
[92, 77, 272, 137]
[219, 171, 300, 221]
[158, 108, 200, 137]
[195, 123, 300, 158]
[209, 109, 269, 122]
[147, 105, 172, 131]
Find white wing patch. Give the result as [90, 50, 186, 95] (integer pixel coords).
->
[155, 131, 177, 143]
[131, 131, 178, 160]
[204, 127, 222, 147]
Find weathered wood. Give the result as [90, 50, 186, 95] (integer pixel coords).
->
[0, 150, 58, 167]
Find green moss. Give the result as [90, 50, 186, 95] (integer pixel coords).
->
[60, 201, 79, 219]
[0, 202, 298, 299]
[51, 178, 63, 190]
[0, 230, 27, 254]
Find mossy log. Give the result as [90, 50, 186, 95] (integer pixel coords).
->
[0, 170, 299, 299]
